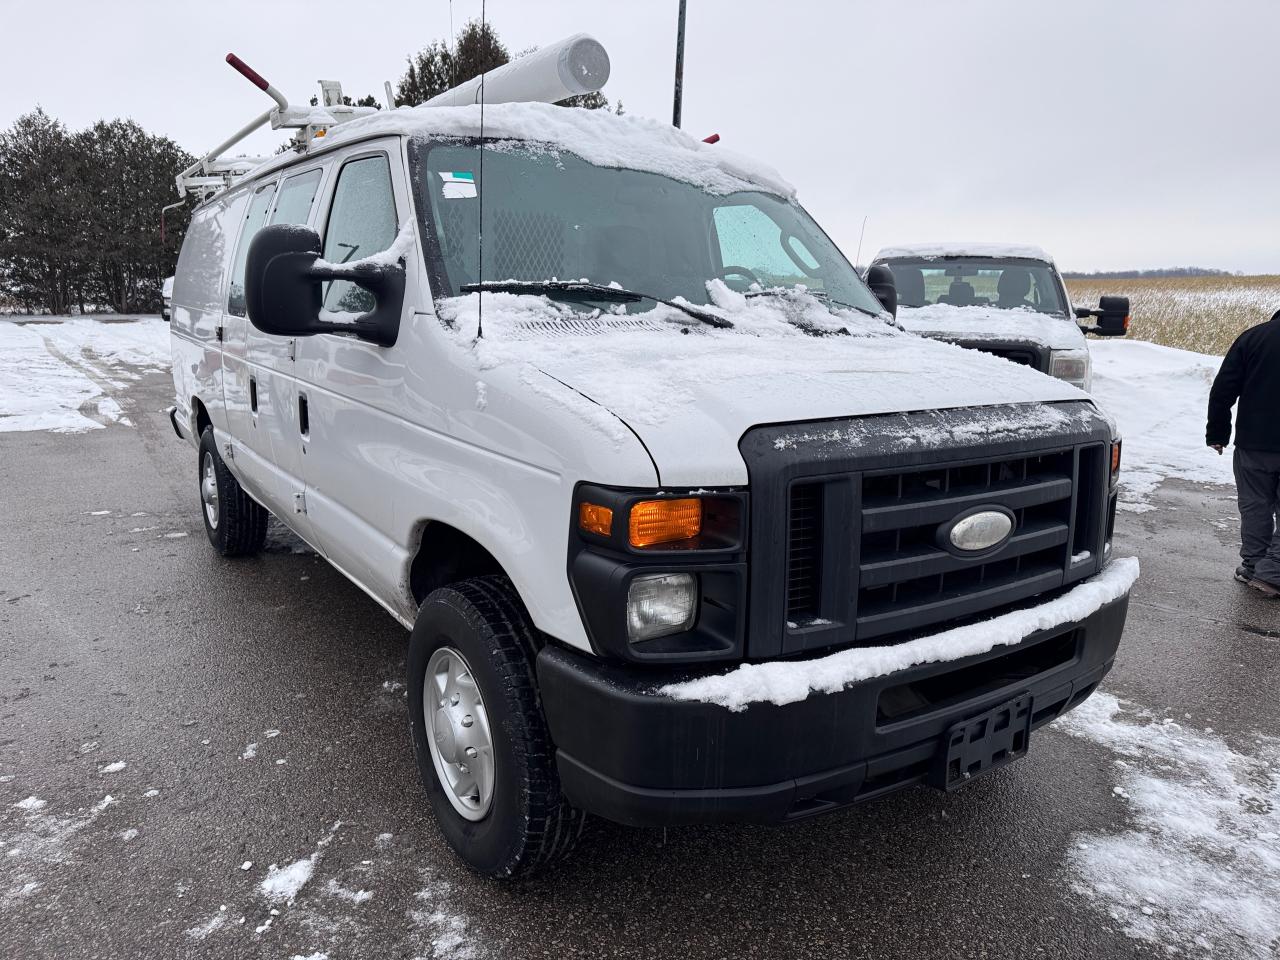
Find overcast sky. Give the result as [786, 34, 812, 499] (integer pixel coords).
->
[3, 0, 1277, 273]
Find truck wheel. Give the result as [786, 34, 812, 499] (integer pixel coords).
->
[408, 576, 585, 877]
[197, 427, 268, 557]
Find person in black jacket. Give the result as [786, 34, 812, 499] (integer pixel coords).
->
[1207, 309, 1280, 596]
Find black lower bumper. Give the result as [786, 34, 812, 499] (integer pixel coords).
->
[537, 589, 1129, 826]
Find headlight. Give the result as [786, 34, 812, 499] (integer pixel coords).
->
[627, 573, 697, 642]
[1050, 349, 1092, 391]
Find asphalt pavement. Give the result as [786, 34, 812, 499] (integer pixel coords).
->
[2, 358, 1277, 960]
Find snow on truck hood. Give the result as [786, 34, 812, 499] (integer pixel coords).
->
[897, 302, 1085, 352]
[438, 284, 1090, 485]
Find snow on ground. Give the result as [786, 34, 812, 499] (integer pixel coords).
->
[0, 316, 170, 433]
[1090, 339, 1235, 510]
[1056, 692, 1280, 958]
[661, 557, 1139, 710]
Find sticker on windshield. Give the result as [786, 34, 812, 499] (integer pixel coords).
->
[438, 171, 476, 199]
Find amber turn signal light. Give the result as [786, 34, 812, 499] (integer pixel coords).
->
[578, 502, 613, 538]
[629, 498, 703, 548]
[1111, 441, 1122, 476]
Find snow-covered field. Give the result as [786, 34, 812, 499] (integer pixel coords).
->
[1091, 339, 1235, 510]
[0, 316, 171, 433]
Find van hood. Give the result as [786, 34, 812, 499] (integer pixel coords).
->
[438, 285, 1091, 486]
[897, 303, 1086, 353]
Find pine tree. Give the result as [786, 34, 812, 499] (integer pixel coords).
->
[396, 20, 509, 106]
[0, 109, 79, 314]
[0, 110, 193, 314]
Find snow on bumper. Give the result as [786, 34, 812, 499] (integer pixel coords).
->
[659, 557, 1140, 712]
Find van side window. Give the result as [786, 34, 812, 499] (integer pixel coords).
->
[322, 155, 397, 314]
[227, 182, 277, 317]
[270, 169, 323, 226]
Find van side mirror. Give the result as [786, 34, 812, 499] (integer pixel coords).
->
[1074, 295, 1129, 338]
[864, 263, 898, 318]
[245, 224, 405, 347]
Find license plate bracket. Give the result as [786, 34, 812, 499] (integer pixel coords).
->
[930, 693, 1033, 792]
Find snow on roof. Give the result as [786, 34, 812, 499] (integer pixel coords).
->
[272, 101, 795, 199]
[658, 557, 1139, 711]
[874, 242, 1054, 263]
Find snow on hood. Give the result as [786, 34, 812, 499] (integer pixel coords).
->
[310, 101, 794, 199]
[436, 283, 1090, 485]
[897, 302, 1085, 352]
[874, 242, 1053, 262]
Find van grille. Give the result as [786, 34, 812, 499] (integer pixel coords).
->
[746, 403, 1112, 658]
[854, 448, 1086, 640]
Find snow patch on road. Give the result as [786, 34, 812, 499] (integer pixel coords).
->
[260, 856, 317, 905]
[0, 316, 170, 433]
[1057, 692, 1280, 957]
[409, 871, 483, 960]
[258, 822, 341, 907]
[661, 558, 1139, 711]
[1090, 340, 1235, 510]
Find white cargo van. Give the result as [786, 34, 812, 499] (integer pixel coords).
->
[168, 47, 1135, 877]
[868, 243, 1130, 391]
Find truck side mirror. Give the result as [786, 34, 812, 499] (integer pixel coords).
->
[245, 224, 405, 347]
[864, 264, 898, 318]
[1075, 295, 1129, 338]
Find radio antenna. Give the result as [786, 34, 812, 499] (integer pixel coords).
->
[475, 0, 487, 341]
[855, 215, 869, 271]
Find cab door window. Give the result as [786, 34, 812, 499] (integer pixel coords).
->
[227, 182, 277, 317]
[270, 169, 323, 226]
[322, 155, 398, 313]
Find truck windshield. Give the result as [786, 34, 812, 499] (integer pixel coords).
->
[409, 139, 882, 317]
[880, 258, 1067, 316]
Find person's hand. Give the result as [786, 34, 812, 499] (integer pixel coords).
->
[1210, 444, 1224, 455]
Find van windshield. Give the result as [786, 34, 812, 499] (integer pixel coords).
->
[408, 138, 882, 317]
[880, 258, 1068, 316]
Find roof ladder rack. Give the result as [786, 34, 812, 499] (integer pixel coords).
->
[175, 53, 378, 200]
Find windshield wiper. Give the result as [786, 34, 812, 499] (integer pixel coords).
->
[745, 287, 883, 320]
[460, 280, 733, 329]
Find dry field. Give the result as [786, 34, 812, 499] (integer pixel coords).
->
[1065, 275, 1280, 356]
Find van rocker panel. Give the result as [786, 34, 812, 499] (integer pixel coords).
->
[536, 590, 1128, 826]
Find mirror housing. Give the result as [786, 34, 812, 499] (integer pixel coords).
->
[245, 224, 405, 347]
[864, 263, 898, 318]
[1075, 295, 1129, 337]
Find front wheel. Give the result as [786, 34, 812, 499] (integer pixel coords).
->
[197, 427, 268, 557]
[408, 576, 585, 877]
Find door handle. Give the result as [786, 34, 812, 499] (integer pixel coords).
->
[249, 376, 258, 413]
[298, 393, 309, 436]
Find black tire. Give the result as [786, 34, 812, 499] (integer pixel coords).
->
[197, 427, 268, 557]
[408, 576, 586, 878]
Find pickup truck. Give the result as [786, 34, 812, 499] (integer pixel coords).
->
[869, 243, 1129, 391]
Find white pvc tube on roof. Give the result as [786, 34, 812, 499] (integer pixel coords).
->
[423, 34, 610, 108]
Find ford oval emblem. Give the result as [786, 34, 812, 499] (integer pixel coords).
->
[946, 509, 1014, 554]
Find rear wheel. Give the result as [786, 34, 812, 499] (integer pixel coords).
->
[197, 427, 268, 557]
[408, 576, 585, 877]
